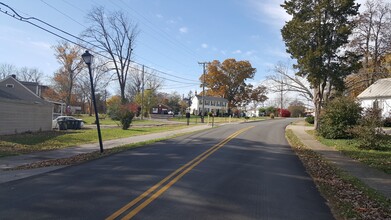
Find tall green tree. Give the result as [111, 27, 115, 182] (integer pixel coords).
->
[134, 89, 157, 117]
[281, 0, 360, 130]
[203, 59, 256, 109]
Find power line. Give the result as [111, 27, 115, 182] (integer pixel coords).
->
[40, 0, 87, 28]
[115, 0, 201, 60]
[60, 0, 197, 75]
[0, 2, 199, 86]
[40, 1, 199, 83]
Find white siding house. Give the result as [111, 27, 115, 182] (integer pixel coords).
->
[190, 95, 228, 115]
[357, 78, 391, 118]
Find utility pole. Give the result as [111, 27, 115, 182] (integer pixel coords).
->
[198, 62, 209, 123]
[141, 65, 145, 120]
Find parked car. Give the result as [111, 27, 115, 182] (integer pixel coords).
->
[52, 116, 84, 130]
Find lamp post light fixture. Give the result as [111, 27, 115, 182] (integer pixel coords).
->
[81, 50, 104, 153]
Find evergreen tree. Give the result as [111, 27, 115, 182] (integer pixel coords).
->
[281, 0, 360, 130]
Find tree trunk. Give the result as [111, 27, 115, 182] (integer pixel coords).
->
[313, 87, 322, 131]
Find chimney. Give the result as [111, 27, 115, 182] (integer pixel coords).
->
[195, 90, 197, 95]
[11, 74, 16, 79]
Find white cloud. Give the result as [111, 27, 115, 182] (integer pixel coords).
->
[201, 43, 208, 49]
[31, 41, 51, 50]
[232, 50, 242, 54]
[245, 50, 257, 56]
[247, 0, 292, 27]
[156, 14, 163, 19]
[221, 50, 227, 55]
[179, 27, 188, 33]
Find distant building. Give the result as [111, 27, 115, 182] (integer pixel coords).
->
[246, 108, 259, 117]
[151, 104, 172, 114]
[189, 95, 228, 115]
[357, 78, 391, 117]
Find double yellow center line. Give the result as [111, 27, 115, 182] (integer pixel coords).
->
[106, 126, 254, 220]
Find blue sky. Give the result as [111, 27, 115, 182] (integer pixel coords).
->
[1, 0, 304, 97]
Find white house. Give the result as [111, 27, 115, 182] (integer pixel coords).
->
[357, 78, 391, 118]
[190, 95, 228, 115]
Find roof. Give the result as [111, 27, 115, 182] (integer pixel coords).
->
[357, 78, 391, 99]
[195, 95, 228, 102]
[0, 76, 50, 105]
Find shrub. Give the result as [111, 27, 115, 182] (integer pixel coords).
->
[319, 97, 362, 139]
[288, 105, 305, 117]
[107, 95, 122, 120]
[351, 108, 387, 150]
[270, 113, 275, 119]
[119, 108, 134, 130]
[383, 117, 391, 127]
[305, 115, 314, 124]
[279, 109, 291, 117]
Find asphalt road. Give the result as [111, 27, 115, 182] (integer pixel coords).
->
[0, 119, 334, 219]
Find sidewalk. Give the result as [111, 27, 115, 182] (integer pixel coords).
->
[0, 124, 210, 184]
[287, 123, 391, 200]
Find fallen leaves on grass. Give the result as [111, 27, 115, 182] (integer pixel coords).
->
[286, 130, 391, 220]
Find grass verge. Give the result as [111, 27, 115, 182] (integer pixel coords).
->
[5, 139, 163, 170]
[306, 130, 391, 174]
[6, 130, 199, 171]
[0, 124, 197, 157]
[286, 129, 391, 220]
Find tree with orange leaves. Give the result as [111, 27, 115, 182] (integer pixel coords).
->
[202, 59, 257, 109]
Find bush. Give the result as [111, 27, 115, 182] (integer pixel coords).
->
[288, 105, 305, 117]
[276, 108, 291, 117]
[319, 97, 362, 139]
[270, 113, 275, 119]
[305, 115, 314, 124]
[351, 108, 387, 150]
[383, 117, 391, 127]
[119, 108, 134, 130]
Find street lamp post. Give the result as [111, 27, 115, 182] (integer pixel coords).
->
[82, 50, 104, 153]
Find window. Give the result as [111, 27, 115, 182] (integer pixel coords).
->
[373, 100, 379, 109]
[6, 84, 14, 88]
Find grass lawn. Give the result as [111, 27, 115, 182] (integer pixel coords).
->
[0, 124, 195, 157]
[307, 130, 391, 174]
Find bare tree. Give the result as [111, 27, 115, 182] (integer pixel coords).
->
[126, 67, 143, 102]
[126, 67, 163, 102]
[18, 67, 43, 83]
[267, 62, 314, 103]
[0, 63, 17, 79]
[348, 0, 391, 93]
[76, 56, 112, 115]
[83, 6, 139, 104]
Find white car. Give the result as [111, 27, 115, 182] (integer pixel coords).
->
[52, 116, 84, 129]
